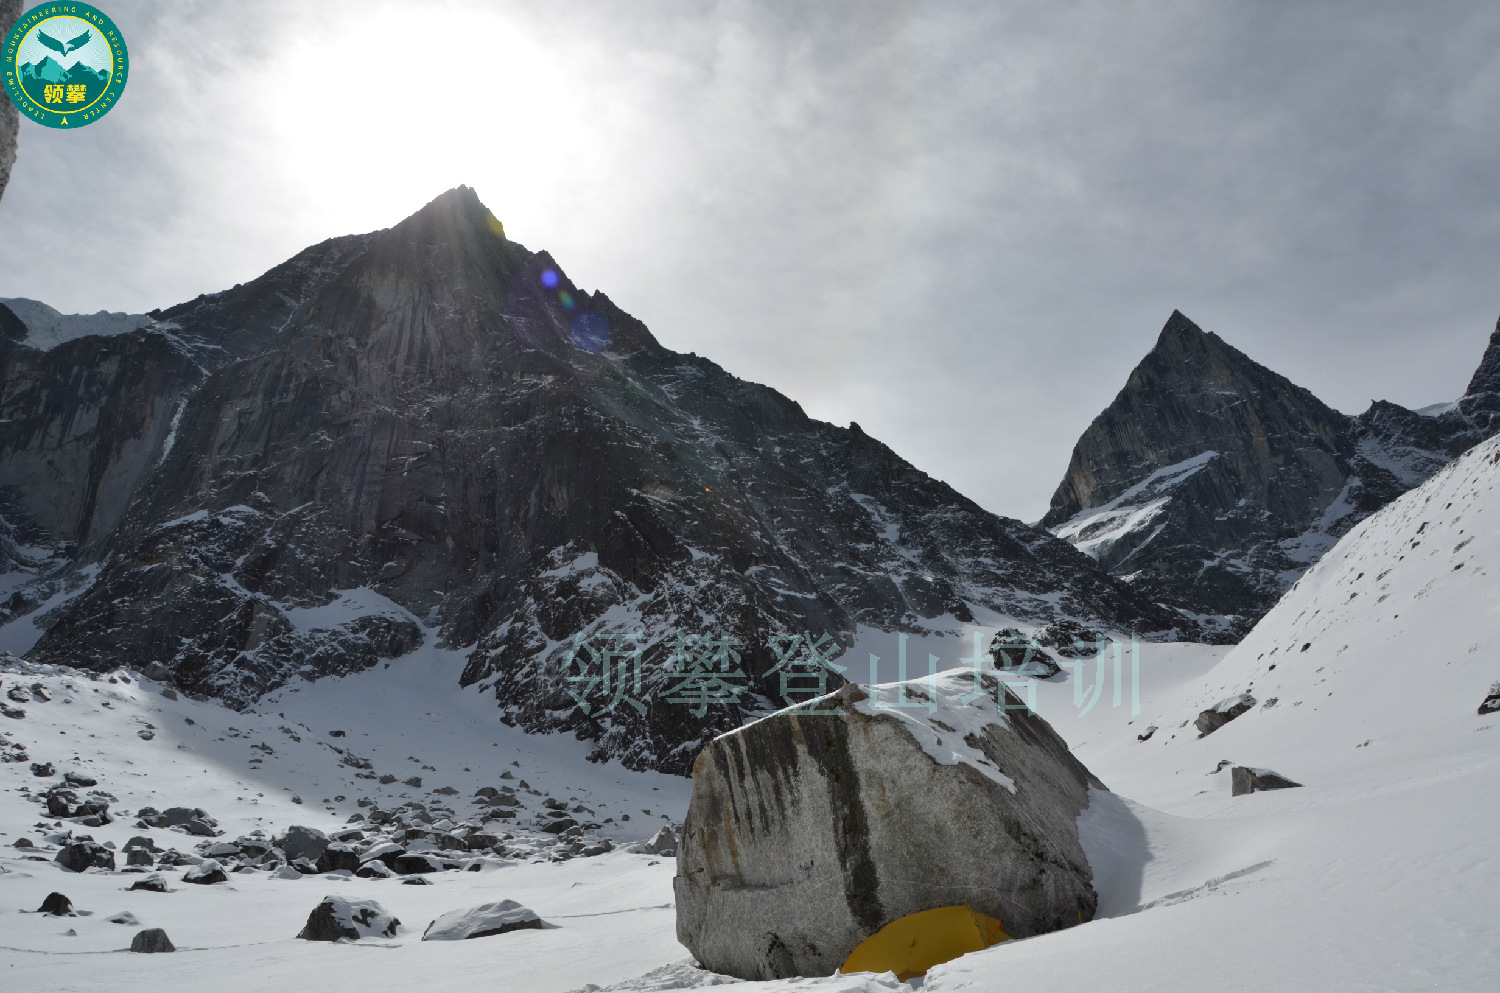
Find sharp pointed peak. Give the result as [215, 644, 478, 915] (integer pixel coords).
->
[1155, 309, 1215, 346]
[1464, 313, 1500, 397]
[392, 185, 507, 242]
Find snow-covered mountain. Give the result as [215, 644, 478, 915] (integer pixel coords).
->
[3, 435, 1493, 991]
[0, 187, 1189, 775]
[1044, 310, 1500, 638]
[0, 298, 153, 352]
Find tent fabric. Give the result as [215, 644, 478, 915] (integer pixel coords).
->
[839, 905, 1010, 981]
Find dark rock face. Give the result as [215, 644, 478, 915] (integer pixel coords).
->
[129, 873, 169, 892]
[56, 841, 115, 872]
[315, 842, 361, 873]
[3, 187, 1185, 774]
[130, 928, 176, 953]
[1196, 693, 1255, 737]
[182, 859, 228, 884]
[674, 676, 1103, 981]
[1231, 766, 1302, 796]
[1044, 310, 1500, 636]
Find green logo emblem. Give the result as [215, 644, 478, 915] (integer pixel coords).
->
[3, 3, 128, 129]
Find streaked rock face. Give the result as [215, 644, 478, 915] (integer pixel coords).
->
[674, 675, 1103, 980]
[1044, 310, 1500, 637]
[1, 188, 1184, 773]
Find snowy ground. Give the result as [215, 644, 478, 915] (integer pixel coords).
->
[2, 441, 1497, 991]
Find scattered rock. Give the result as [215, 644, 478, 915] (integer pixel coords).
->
[540, 818, 577, 835]
[277, 825, 330, 863]
[160, 688, 178, 701]
[270, 866, 304, 880]
[1195, 693, 1255, 737]
[474, 786, 501, 799]
[402, 776, 422, 788]
[421, 900, 546, 940]
[37, 892, 74, 916]
[2, 703, 27, 719]
[356, 860, 394, 879]
[639, 826, 677, 857]
[130, 928, 176, 953]
[29, 761, 54, 777]
[988, 629, 1063, 678]
[13, 837, 34, 848]
[56, 841, 116, 872]
[129, 874, 169, 893]
[392, 853, 447, 875]
[30, 683, 51, 702]
[1033, 619, 1106, 658]
[1136, 726, 1157, 742]
[297, 896, 401, 941]
[183, 859, 228, 884]
[64, 771, 97, 787]
[126, 848, 154, 867]
[378, 774, 397, 784]
[107, 911, 141, 925]
[137, 729, 155, 741]
[675, 678, 1102, 981]
[1231, 766, 1303, 796]
[401, 876, 432, 885]
[465, 833, 502, 852]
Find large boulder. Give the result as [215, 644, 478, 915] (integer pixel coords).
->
[277, 825, 329, 863]
[1230, 766, 1303, 796]
[129, 873, 169, 893]
[315, 843, 361, 873]
[37, 892, 73, 916]
[182, 859, 228, 885]
[421, 900, 546, 940]
[297, 896, 401, 941]
[130, 928, 176, 953]
[1195, 693, 1255, 737]
[56, 841, 116, 873]
[675, 675, 1104, 981]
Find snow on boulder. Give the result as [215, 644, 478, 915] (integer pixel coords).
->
[675, 673, 1104, 981]
[297, 896, 401, 941]
[182, 859, 228, 885]
[639, 826, 677, 856]
[421, 900, 546, 940]
[276, 825, 329, 862]
[1195, 692, 1255, 737]
[315, 842, 361, 873]
[37, 892, 74, 915]
[129, 873, 169, 893]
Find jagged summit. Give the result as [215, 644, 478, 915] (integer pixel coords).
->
[0, 193, 1185, 774]
[1467, 315, 1500, 397]
[1043, 309, 1500, 637]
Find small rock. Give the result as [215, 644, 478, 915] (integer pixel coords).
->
[0, 703, 26, 719]
[540, 818, 577, 835]
[270, 866, 304, 880]
[291, 795, 303, 805]
[378, 774, 397, 784]
[401, 876, 432, 885]
[421, 900, 545, 940]
[137, 729, 155, 741]
[1136, 726, 1157, 742]
[356, 860, 394, 878]
[126, 848, 154, 867]
[107, 911, 141, 925]
[38, 892, 74, 916]
[1479, 684, 1500, 715]
[64, 772, 97, 787]
[392, 853, 447, 875]
[402, 776, 422, 788]
[130, 928, 175, 953]
[129, 874, 169, 893]
[1231, 766, 1303, 796]
[160, 688, 178, 701]
[13, 837, 34, 848]
[30, 761, 55, 777]
[297, 895, 401, 941]
[183, 859, 228, 884]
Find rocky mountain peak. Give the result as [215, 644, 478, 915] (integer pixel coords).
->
[1466, 315, 1500, 397]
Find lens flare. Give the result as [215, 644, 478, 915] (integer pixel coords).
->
[540, 269, 559, 288]
[569, 311, 610, 351]
[558, 290, 575, 310]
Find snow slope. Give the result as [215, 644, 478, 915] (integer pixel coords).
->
[1, 438, 1496, 991]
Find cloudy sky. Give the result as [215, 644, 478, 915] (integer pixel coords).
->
[1, 0, 1495, 522]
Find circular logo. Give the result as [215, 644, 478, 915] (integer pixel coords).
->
[3, 4, 128, 129]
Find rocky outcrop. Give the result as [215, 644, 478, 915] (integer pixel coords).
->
[55, 841, 115, 872]
[129, 928, 176, 953]
[674, 672, 1103, 981]
[1, 187, 1188, 775]
[1045, 310, 1500, 637]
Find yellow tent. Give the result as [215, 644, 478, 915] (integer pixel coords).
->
[840, 905, 1010, 981]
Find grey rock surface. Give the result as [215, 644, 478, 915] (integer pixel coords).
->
[674, 674, 1103, 981]
[0, 0, 18, 204]
[277, 825, 329, 863]
[56, 841, 115, 872]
